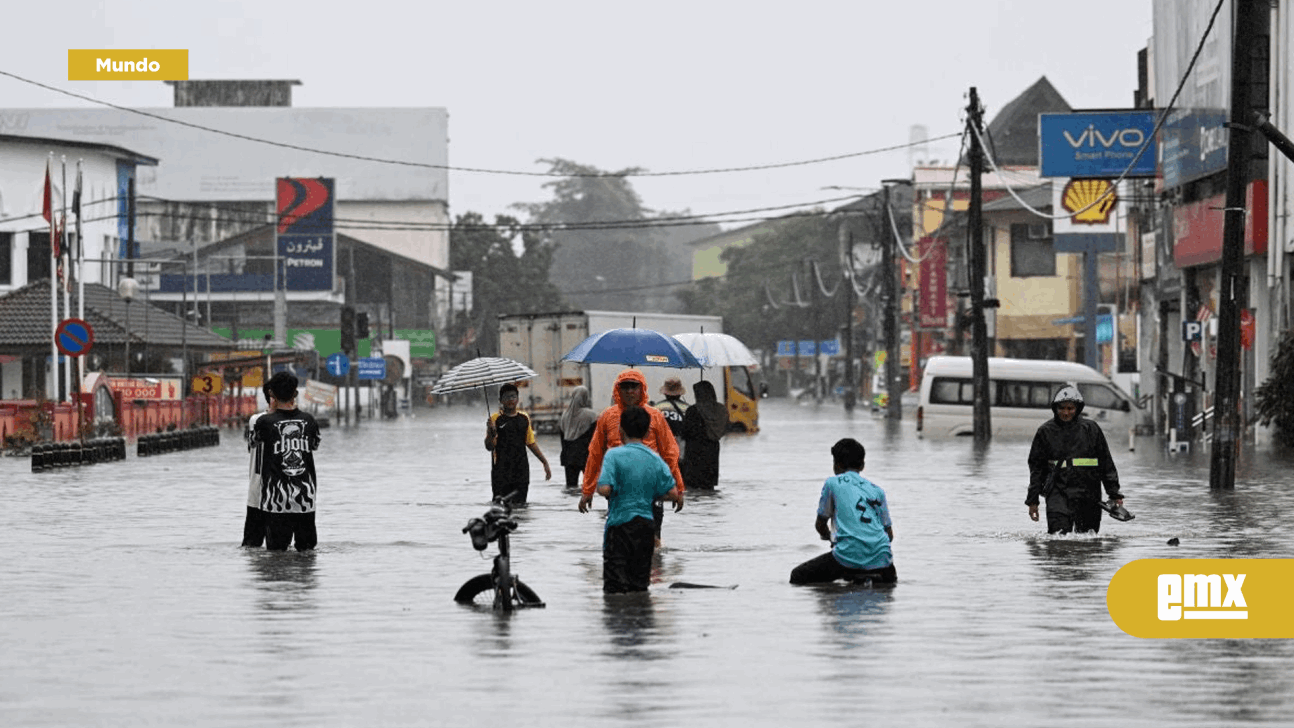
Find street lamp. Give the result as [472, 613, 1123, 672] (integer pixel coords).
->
[118, 277, 139, 374]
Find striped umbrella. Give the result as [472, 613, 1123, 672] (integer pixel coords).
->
[432, 356, 537, 395]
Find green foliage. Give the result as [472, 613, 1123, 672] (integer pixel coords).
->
[1254, 329, 1294, 448]
[514, 159, 717, 313]
[678, 214, 869, 355]
[448, 213, 565, 355]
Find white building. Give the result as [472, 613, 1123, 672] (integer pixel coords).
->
[0, 134, 157, 293]
[0, 80, 453, 329]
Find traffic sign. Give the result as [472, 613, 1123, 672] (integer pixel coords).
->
[192, 372, 223, 395]
[326, 352, 350, 377]
[55, 318, 94, 357]
[357, 357, 386, 380]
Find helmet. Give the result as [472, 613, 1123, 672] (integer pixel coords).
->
[1052, 385, 1085, 417]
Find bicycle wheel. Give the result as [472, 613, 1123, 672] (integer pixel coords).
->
[514, 578, 545, 608]
[453, 574, 495, 605]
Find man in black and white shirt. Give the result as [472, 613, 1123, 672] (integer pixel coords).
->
[241, 382, 274, 547]
[252, 372, 322, 551]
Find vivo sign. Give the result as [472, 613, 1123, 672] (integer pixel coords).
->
[1040, 111, 1158, 178]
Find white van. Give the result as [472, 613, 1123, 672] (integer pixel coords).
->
[916, 356, 1141, 439]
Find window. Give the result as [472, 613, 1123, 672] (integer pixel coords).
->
[1010, 223, 1055, 277]
[1077, 383, 1128, 411]
[995, 380, 1056, 409]
[26, 232, 51, 282]
[930, 377, 976, 405]
[0, 232, 11, 284]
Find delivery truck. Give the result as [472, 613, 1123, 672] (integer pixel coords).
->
[497, 310, 761, 434]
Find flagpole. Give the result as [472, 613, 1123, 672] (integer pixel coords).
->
[46, 155, 58, 404]
[61, 156, 71, 404]
[75, 159, 85, 439]
[75, 160, 85, 386]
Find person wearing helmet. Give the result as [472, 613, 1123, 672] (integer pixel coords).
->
[1025, 385, 1125, 534]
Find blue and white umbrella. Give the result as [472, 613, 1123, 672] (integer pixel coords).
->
[561, 328, 703, 369]
[673, 332, 758, 368]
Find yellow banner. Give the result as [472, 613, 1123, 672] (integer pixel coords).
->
[1107, 559, 1294, 638]
[68, 49, 189, 80]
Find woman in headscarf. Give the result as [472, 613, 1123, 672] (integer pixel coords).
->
[558, 385, 598, 491]
[681, 380, 728, 490]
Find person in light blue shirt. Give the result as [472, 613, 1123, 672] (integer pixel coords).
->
[790, 438, 897, 585]
[596, 406, 681, 593]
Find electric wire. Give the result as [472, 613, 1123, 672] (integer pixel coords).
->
[0, 69, 958, 179]
[967, 0, 1225, 222]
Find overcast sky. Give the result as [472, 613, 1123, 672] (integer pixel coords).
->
[2, 0, 1154, 227]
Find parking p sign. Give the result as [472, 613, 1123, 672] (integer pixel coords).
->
[1182, 321, 1204, 342]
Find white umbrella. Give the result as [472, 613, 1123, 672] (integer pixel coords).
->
[432, 356, 537, 395]
[673, 332, 758, 367]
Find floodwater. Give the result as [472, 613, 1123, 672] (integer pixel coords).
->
[3, 398, 1294, 727]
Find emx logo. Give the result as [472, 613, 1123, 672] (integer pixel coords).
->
[1108, 559, 1294, 638]
[1158, 573, 1246, 620]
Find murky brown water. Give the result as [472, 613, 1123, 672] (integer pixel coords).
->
[3, 398, 1293, 726]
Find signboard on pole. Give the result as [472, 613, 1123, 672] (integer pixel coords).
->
[55, 318, 94, 357]
[918, 237, 948, 328]
[357, 357, 386, 380]
[1039, 111, 1157, 178]
[275, 177, 335, 292]
[325, 352, 350, 377]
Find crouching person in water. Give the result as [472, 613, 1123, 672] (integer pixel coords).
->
[1026, 386, 1124, 535]
[596, 406, 682, 593]
[790, 438, 896, 585]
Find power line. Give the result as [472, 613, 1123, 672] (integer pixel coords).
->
[970, 0, 1225, 222]
[0, 69, 959, 179]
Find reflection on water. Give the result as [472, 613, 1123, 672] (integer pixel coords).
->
[600, 592, 660, 660]
[1026, 536, 1124, 583]
[247, 549, 319, 606]
[5, 400, 1294, 726]
[812, 583, 895, 652]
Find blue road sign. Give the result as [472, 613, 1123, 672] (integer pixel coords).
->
[357, 357, 386, 380]
[798, 340, 816, 356]
[777, 340, 795, 356]
[55, 318, 94, 357]
[326, 352, 350, 377]
[818, 339, 840, 356]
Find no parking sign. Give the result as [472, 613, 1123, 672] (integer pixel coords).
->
[55, 318, 94, 357]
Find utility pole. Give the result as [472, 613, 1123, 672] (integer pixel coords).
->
[882, 182, 905, 420]
[1211, 0, 1263, 490]
[838, 220, 856, 411]
[967, 87, 992, 445]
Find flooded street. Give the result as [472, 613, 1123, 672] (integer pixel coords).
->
[4, 398, 1294, 727]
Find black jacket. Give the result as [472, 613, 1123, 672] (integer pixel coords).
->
[1026, 416, 1122, 508]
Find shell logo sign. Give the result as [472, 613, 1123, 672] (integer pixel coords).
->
[1061, 178, 1118, 225]
[1107, 559, 1294, 638]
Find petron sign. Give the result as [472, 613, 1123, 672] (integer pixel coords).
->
[1039, 111, 1158, 179]
[275, 177, 335, 291]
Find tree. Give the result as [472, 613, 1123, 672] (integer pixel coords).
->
[448, 213, 564, 356]
[677, 213, 858, 357]
[514, 159, 716, 313]
[1254, 330, 1294, 449]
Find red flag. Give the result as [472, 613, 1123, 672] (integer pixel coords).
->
[41, 162, 51, 224]
[42, 162, 60, 259]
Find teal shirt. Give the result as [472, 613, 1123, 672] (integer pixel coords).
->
[817, 471, 893, 570]
[597, 443, 676, 528]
